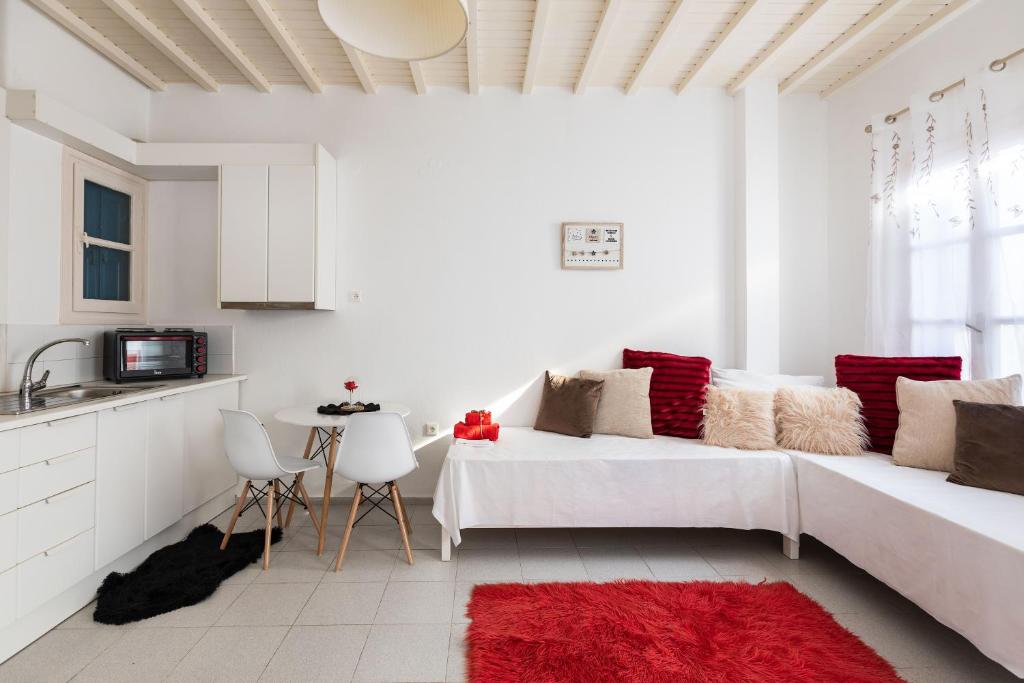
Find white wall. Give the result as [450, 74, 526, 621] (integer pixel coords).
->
[825, 0, 1024, 362]
[147, 88, 737, 496]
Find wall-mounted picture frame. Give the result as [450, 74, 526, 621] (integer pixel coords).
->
[562, 222, 624, 270]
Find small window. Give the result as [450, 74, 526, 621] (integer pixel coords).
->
[62, 150, 147, 323]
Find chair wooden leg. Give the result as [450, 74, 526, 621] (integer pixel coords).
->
[318, 427, 340, 556]
[296, 479, 321, 537]
[273, 480, 284, 528]
[334, 486, 363, 572]
[221, 480, 251, 550]
[390, 482, 414, 566]
[394, 483, 413, 536]
[285, 427, 317, 527]
[263, 481, 275, 570]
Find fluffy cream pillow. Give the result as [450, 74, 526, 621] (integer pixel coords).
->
[578, 368, 654, 439]
[892, 375, 1022, 472]
[701, 386, 776, 450]
[775, 387, 867, 455]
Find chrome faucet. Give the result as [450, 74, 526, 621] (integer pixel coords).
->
[20, 338, 91, 408]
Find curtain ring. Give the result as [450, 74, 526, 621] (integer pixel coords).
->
[929, 90, 944, 103]
[884, 113, 898, 125]
[989, 59, 1007, 72]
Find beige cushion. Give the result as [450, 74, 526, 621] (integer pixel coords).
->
[579, 368, 654, 439]
[701, 386, 775, 450]
[775, 387, 867, 455]
[892, 375, 1022, 472]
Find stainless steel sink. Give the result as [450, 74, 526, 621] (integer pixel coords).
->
[0, 384, 160, 415]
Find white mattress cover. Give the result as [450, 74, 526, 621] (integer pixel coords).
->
[432, 427, 799, 545]
[790, 451, 1024, 678]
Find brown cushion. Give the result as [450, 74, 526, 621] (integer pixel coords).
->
[533, 371, 604, 438]
[947, 401, 1024, 496]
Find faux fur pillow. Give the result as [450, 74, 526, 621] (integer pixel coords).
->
[775, 387, 867, 455]
[701, 386, 776, 450]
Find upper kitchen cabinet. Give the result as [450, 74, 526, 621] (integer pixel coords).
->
[218, 145, 337, 310]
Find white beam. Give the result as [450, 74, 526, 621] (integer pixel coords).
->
[575, 0, 624, 94]
[467, 0, 479, 94]
[677, 0, 766, 94]
[341, 42, 377, 94]
[100, 0, 219, 91]
[624, 0, 693, 95]
[728, 0, 831, 94]
[522, 0, 552, 94]
[779, 0, 913, 94]
[410, 60, 428, 95]
[171, 0, 271, 92]
[820, 0, 977, 97]
[245, 0, 322, 93]
[24, 0, 166, 91]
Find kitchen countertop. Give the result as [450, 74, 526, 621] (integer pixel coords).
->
[0, 374, 247, 432]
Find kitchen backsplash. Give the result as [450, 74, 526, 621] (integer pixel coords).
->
[0, 323, 234, 392]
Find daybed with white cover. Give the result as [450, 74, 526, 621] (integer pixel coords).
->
[431, 426, 801, 561]
[790, 450, 1024, 678]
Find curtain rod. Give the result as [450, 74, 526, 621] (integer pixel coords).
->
[863, 47, 1024, 134]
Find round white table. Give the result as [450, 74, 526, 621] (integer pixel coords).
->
[274, 402, 411, 554]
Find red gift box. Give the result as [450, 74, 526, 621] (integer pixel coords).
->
[454, 421, 500, 441]
[464, 410, 492, 426]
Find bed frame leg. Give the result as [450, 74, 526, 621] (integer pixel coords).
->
[782, 535, 800, 560]
[441, 528, 451, 562]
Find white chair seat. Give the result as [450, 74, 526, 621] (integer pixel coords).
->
[278, 455, 325, 474]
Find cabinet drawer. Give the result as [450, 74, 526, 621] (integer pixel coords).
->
[0, 566, 14, 628]
[17, 482, 95, 563]
[20, 415, 96, 467]
[0, 470, 16, 516]
[0, 510, 15, 572]
[17, 529, 94, 618]
[0, 430, 18, 474]
[18, 448, 95, 508]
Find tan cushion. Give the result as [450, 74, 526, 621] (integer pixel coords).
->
[579, 368, 654, 439]
[701, 386, 775, 450]
[893, 375, 1022, 472]
[775, 387, 867, 455]
[533, 371, 605, 438]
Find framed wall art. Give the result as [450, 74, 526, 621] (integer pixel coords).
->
[561, 222, 623, 270]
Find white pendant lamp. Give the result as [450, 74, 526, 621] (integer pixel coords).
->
[318, 0, 469, 62]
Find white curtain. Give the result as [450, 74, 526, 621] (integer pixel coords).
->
[866, 68, 1024, 379]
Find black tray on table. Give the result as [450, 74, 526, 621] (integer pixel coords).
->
[316, 402, 381, 415]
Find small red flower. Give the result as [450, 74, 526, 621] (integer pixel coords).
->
[344, 380, 358, 392]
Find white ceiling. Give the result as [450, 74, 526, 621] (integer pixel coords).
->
[28, 0, 975, 97]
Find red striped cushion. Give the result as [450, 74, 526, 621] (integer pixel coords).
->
[835, 354, 962, 454]
[623, 349, 711, 439]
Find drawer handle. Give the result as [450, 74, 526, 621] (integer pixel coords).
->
[44, 488, 78, 505]
[45, 450, 87, 466]
[43, 535, 80, 557]
[113, 403, 141, 412]
[159, 395, 182, 402]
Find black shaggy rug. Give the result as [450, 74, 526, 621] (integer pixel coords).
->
[94, 523, 282, 625]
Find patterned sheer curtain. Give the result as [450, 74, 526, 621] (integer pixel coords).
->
[866, 68, 1024, 379]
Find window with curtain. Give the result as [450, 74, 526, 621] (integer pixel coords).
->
[866, 68, 1024, 380]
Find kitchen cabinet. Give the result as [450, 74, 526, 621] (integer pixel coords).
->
[218, 145, 337, 310]
[95, 403, 147, 568]
[145, 395, 185, 539]
[183, 382, 239, 514]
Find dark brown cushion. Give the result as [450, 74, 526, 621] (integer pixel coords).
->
[947, 401, 1024, 496]
[533, 371, 604, 438]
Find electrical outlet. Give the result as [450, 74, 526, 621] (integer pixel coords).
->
[349, 290, 362, 303]
[424, 422, 439, 437]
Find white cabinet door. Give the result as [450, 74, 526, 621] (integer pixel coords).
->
[146, 396, 185, 539]
[183, 383, 240, 514]
[220, 165, 269, 304]
[268, 165, 316, 303]
[314, 146, 337, 310]
[95, 403, 147, 569]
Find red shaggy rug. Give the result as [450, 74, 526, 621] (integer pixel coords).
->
[466, 581, 903, 683]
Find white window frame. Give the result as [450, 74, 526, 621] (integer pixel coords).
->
[61, 148, 147, 324]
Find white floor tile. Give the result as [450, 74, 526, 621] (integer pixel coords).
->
[374, 582, 455, 624]
[295, 582, 386, 625]
[352, 624, 451, 683]
[0, 629, 125, 683]
[347, 526, 403, 551]
[579, 547, 654, 580]
[258, 625, 370, 682]
[216, 583, 317, 627]
[515, 528, 575, 549]
[322, 550, 397, 583]
[446, 623, 468, 683]
[136, 584, 246, 628]
[389, 549, 457, 582]
[72, 627, 205, 682]
[455, 548, 522, 582]
[519, 548, 588, 581]
[458, 528, 517, 549]
[56, 604, 127, 631]
[637, 546, 720, 580]
[253, 551, 332, 583]
[166, 626, 287, 682]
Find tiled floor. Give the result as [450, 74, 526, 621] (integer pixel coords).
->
[0, 504, 1018, 682]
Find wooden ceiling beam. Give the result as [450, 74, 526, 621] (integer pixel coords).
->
[24, 0, 166, 90]
[522, 0, 553, 94]
[625, 0, 693, 95]
[410, 60, 428, 95]
[244, 0, 323, 93]
[677, 0, 766, 94]
[171, 0, 271, 92]
[100, 0, 218, 91]
[467, 0, 479, 94]
[779, 0, 914, 94]
[341, 43, 377, 94]
[820, 0, 977, 97]
[575, 0, 624, 95]
[728, 0, 831, 94]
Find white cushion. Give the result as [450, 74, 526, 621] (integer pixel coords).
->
[711, 368, 826, 390]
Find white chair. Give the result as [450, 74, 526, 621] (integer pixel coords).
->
[219, 409, 324, 569]
[333, 411, 419, 571]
